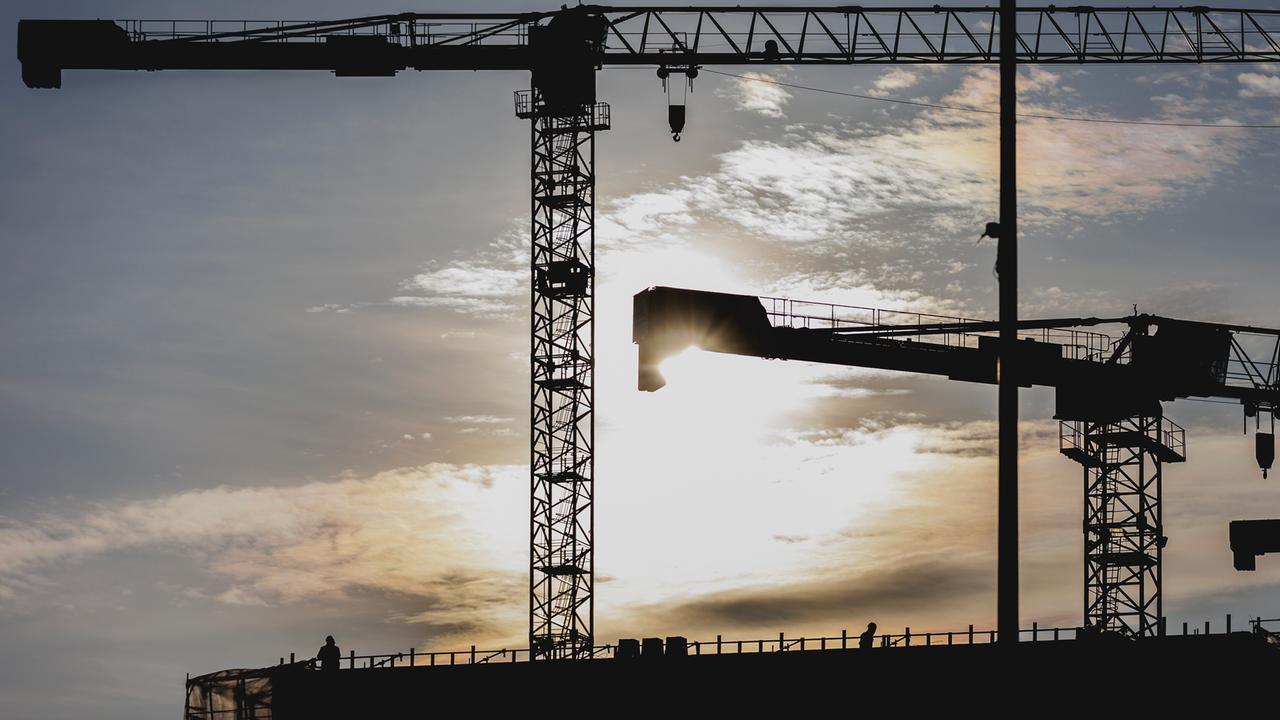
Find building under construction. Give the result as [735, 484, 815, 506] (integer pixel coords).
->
[187, 626, 1280, 716]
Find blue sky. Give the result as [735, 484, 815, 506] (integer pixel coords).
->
[4, 2, 1280, 718]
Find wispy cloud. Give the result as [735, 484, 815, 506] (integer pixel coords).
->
[444, 415, 511, 425]
[319, 66, 1260, 325]
[0, 464, 526, 639]
[870, 68, 922, 96]
[1237, 72, 1280, 98]
[391, 229, 528, 316]
[721, 71, 793, 118]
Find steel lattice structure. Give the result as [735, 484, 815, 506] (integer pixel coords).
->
[519, 90, 609, 659]
[60, 7, 1280, 68]
[1063, 415, 1185, 637]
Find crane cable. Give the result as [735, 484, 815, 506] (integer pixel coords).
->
[702, 68, 1280, 129]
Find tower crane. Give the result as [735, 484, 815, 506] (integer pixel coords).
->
[633, 286, 1280, 636]
[19, 5, 1280, 657]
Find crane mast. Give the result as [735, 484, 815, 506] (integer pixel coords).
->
[20, 5, 1280, 656]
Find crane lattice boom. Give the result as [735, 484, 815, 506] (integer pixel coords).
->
[20, 6, 1280, 89]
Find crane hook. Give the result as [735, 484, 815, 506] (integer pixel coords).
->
[659, 64, 696, 142]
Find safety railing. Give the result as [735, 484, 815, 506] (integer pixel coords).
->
[683, 624, 1081, 654]
[275, 624, 1086, 671]
[1160, 417, 1186, 459]
[273, 614, 1280, 672]
[118, 19, 531, 47]
[318, 615, 1280, 669]
[760, 296, 1113, 362]
[1060, 421, 1087, 457]
[1059, 417, 1186, 460]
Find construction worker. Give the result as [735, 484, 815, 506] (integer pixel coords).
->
[858, 622, 878, 649]
[317, 635, 341, 671]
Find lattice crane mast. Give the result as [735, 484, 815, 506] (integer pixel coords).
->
[19, 5, 1280, 657]
[633, 286, 1280, 637]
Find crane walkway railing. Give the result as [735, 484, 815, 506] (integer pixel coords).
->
[760, 295, 1113, 362]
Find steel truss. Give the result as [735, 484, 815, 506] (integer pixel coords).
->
[1062, 415, 1185, 637]
[105, 7, 1280, 66]
[519, 89, 609, 660]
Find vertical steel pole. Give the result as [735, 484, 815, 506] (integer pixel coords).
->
[997, 0, 1020, 644]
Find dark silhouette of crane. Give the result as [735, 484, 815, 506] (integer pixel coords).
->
[19, 5, 1280, 656]
[633, 286, 1280, 636]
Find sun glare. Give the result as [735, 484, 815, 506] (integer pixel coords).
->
[585, 240, 952, 611]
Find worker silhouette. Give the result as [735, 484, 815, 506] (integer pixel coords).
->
[317, 635, 341, 671]
[858, 622, 877, 649]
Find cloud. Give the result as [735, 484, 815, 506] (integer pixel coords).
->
[721, 71, 793, 118]
[391, 229, 528, 316]
[325, 66, 1259, 326]
[870, 68, 921, 96]
[306, 303, 357, 314]
[635, 555, 990, 630]
[444, 415, 512, 425]
[679, 68, 1249, 247]
[1238, 72, 1280, 98]
[0, 464, 526, 640]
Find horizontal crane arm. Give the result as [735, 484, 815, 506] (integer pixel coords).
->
[21, 6, 1280, 88]
[632, 286, 1280, 422]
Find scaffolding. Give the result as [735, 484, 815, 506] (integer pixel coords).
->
[185, 666, 280, 719]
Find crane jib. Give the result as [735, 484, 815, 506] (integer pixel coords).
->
[20, 6, 1280, 88]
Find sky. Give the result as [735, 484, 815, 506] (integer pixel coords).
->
[4, 2, 1280, 718]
